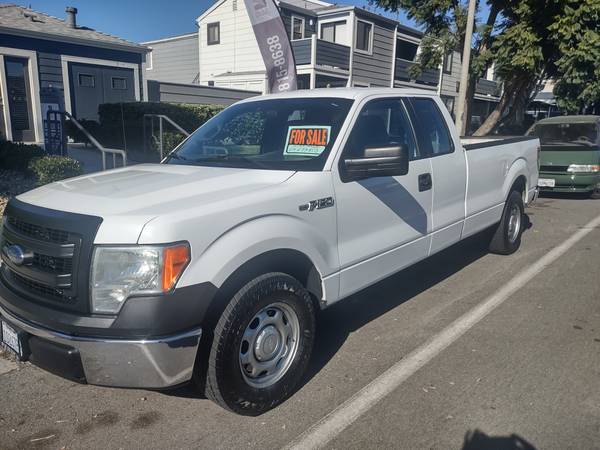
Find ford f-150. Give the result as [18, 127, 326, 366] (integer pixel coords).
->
[0, 88, 539, 415]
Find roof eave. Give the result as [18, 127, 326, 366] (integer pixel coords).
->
[0, 26, 149, 53]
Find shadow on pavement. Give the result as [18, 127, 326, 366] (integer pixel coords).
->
[462, 429, 537, 450]
[304, 230, 492, 383]
[539, 191, 591, 201]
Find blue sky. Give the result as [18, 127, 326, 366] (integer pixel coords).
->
[16, 0, 416, 43]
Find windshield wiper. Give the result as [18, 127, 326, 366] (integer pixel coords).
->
[168, 153, 191, 161]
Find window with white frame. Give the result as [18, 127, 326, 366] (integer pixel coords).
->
[146, 49, 153, 70]
[355, 20, 373, 53]
[291, 16, 305, 40]
[320, 20, 346, 44]
[396, 39, 419, 61]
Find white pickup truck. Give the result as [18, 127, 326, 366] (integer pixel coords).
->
[0, 89, 539, 415]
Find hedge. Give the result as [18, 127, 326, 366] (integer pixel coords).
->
[152, 131, 187, 156]
[28, 156, 83, 186]
[0, 140, 45, 171]
[97, 102, 224, 153]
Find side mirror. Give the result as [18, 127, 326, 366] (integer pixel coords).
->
[342, 145, 409, 182]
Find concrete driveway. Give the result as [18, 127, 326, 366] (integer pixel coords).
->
[1, 194, 599, 450]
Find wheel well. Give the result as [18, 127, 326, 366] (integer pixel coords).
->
[510, 175, 527, 201]
[203, 249, 322, 330]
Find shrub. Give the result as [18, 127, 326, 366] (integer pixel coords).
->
[97, 102, 223, 152]
[0, 140, 45, 171]
[152, 131, 187, 157]
[28, 156, 83, 186]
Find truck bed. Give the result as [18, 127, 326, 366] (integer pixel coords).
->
[461, 135, 540, 238]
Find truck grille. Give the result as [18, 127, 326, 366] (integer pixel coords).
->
[7, 216, 70, 244]
[0, 200, 102, 313]
[540, 165, 569, 173]
[10, 271, 75, 304]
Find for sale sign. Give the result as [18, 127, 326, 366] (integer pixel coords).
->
[284, 126, 331, 156]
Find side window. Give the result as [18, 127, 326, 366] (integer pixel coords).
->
[78, 73, 95, 88]
[409, 97, 454, 156]
[344, 98, 418, 159]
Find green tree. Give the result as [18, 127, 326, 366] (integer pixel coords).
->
[372, 0, 599, 134]
[474, 0, 561, 135]
[373, 0, 502, 133]
[550, 0, 600, 114]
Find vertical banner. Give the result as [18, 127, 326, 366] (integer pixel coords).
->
[244, 0, 297, 93]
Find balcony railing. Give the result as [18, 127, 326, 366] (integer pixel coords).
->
[292, 37, 350, 71]
[476, 78, 501, 97]
[394, 59, 440, 86]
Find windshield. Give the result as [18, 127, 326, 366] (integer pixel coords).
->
[164, 97, 354, 171]
[529, 122, 599, 148]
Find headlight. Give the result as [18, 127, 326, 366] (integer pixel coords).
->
[91, 243, 190, 314]
[567, 164, 600, 173]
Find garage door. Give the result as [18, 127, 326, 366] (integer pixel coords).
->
[69, 62, 136, 121]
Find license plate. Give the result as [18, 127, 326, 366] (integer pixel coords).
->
[538, 178, 556, 188]
[1, 321, 22, 357]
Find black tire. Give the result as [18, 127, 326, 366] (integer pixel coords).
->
[205, 272, 315, 415]
[590, 184, 600, 199]
[489, 190, 525, 255]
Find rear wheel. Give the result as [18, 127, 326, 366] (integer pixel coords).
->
[205, 273, 315, 415]
[489, 190, 525, 255]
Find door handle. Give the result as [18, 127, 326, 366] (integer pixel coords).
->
[418, 173, 432, 192]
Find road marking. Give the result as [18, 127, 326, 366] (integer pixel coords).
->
[285, 214, 600, 450]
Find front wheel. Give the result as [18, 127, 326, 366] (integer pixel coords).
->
[205, 273, 315, 415]
[489, 190, 525, 255]
[590, 184, 600, 199]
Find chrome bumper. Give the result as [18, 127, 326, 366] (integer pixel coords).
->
[0, 303, 201, 389]
[528, 186, 539, 205]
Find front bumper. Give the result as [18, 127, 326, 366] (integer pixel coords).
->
[0, 302, 202, 389]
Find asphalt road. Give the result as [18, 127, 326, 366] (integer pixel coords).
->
[1, 194, 599, 450]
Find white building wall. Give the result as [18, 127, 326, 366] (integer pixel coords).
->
[198, 0, 266, 91]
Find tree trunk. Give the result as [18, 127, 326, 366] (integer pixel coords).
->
[473, 77, 528, 136]
[463, 73, 478, 135]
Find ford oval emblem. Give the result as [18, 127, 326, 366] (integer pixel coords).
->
[5, 244, 27, 266]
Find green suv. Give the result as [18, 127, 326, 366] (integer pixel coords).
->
[528, 115, 600, 199]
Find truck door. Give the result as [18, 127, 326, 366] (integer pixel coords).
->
[333, 97, 433, 298]
[406, 97, 467, 254]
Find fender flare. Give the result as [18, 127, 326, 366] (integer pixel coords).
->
[502, 158, 529, 201]
[178, 214, 338, 298]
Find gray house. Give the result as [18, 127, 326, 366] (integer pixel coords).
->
[143, 32, 199, 85]
[190, 0, 500, 118]
[0, 4, 148, 144]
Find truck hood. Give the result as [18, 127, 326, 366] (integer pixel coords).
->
[17, 164, 295, 242]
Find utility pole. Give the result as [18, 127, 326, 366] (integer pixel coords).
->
[455, 0, 477, 136]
